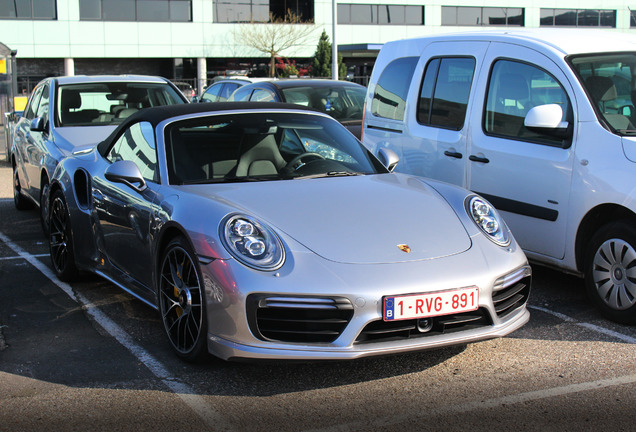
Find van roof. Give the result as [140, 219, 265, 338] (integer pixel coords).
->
[395, 29, 636, 57]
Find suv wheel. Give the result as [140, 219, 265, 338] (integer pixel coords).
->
[13, 163, 32, 210]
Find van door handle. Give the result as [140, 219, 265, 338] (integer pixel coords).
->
[469, 155, 490, 164]
[444, 150, 463, 159]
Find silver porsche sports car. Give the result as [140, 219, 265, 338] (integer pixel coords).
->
[48, 102, 531, 361]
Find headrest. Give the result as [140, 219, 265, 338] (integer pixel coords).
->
[585, 76, 617, 102]
[61, 90, 82, 110]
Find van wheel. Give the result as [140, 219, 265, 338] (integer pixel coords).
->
[584, 221, 636, 325]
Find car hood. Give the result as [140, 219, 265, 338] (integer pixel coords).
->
[185, 174, 472, 264]
[54, 125, 118, 155]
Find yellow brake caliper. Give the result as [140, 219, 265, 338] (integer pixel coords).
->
[174, 269, 183, 317]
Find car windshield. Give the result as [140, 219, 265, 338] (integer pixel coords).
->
[57, 82, 185, 127]
[570, 53, 636, 134]
[165, 112, 386, 185]
[280, 85, 366, 123]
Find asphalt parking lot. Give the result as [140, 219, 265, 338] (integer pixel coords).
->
[0, 159, 634, 431]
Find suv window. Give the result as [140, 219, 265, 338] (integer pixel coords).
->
[484, 59, 571, 145]
[250, 88, 275, 102]
[417, 57, 475, 130]
[229, 85, 253, 102]
[24, 84, 45, 120]
[201, 83, 223, 102]
[107, 121, 158, 182]
[371, 56, 419, 121]
[35, 83, 50, 125]
[219, 82, 241, 101]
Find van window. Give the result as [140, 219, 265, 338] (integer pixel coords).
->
[484, 59, 570, 145]
[417, 57, 475, 130]
[371, 56, 419, 121]
[570, 53, 636, 134]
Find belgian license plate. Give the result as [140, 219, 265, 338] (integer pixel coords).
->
[383, 286, 479, 321]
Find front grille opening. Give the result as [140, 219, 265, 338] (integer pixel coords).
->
[355, 308, 491, 344]
[248, 295, 354, 343]
[492, 272, 531, 320]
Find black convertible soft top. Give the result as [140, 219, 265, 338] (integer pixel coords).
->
[97, 102, 320, 156]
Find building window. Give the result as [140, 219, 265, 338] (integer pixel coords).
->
[337, 4, 423, 25]
[0, 0, 56, 19]
[79, 0, 192, 22]
[441, 6, 523, 26]
[540, 9, 616, 28]
[215, 0, 314, 23]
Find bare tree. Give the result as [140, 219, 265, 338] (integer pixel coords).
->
[233, 10, 316, 78]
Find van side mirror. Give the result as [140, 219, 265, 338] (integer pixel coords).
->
[524, 104, 571, 141]
[377, 147, 399, 172]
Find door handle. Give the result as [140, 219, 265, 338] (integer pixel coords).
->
[469, 155, 490, 164]
[444, 150, 463, 159]
[92, 189, 104, 203]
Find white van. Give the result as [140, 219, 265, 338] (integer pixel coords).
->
[362, 29, 636, 324]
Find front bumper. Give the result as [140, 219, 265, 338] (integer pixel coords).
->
[209, 305, 529, 361]
[201, 240, 532, 360]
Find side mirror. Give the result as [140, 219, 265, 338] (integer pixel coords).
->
[105, 160, 147, 192]
[30, 116, 47, 132]
[8, 111, 23, 122]
[377, 147, 399, 172]
[524, 104, 571, 140]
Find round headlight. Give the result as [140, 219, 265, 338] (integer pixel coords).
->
[466, 196, 510, 246]
[221, 214, 285, 270]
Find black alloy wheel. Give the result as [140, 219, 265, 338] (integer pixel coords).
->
[158, 237, 208, 361]
[49, 189, 78, 281]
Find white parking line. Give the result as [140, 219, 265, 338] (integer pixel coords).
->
[0, 253, 48, 261]
[528, 305, 636, 344]
[304, 373, 636, 432]
[0, 231, 234, 432]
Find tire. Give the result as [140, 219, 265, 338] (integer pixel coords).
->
[584, 221, 636, 325]
[13, 163, 32, 211]
[49, 189, 79, 282]
[158, 237, 208, 361]
[40, 181, 50, 235]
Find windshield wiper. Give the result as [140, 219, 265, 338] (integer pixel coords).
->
[293, 171, 363, 179]
[181, 175, 282, 185]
